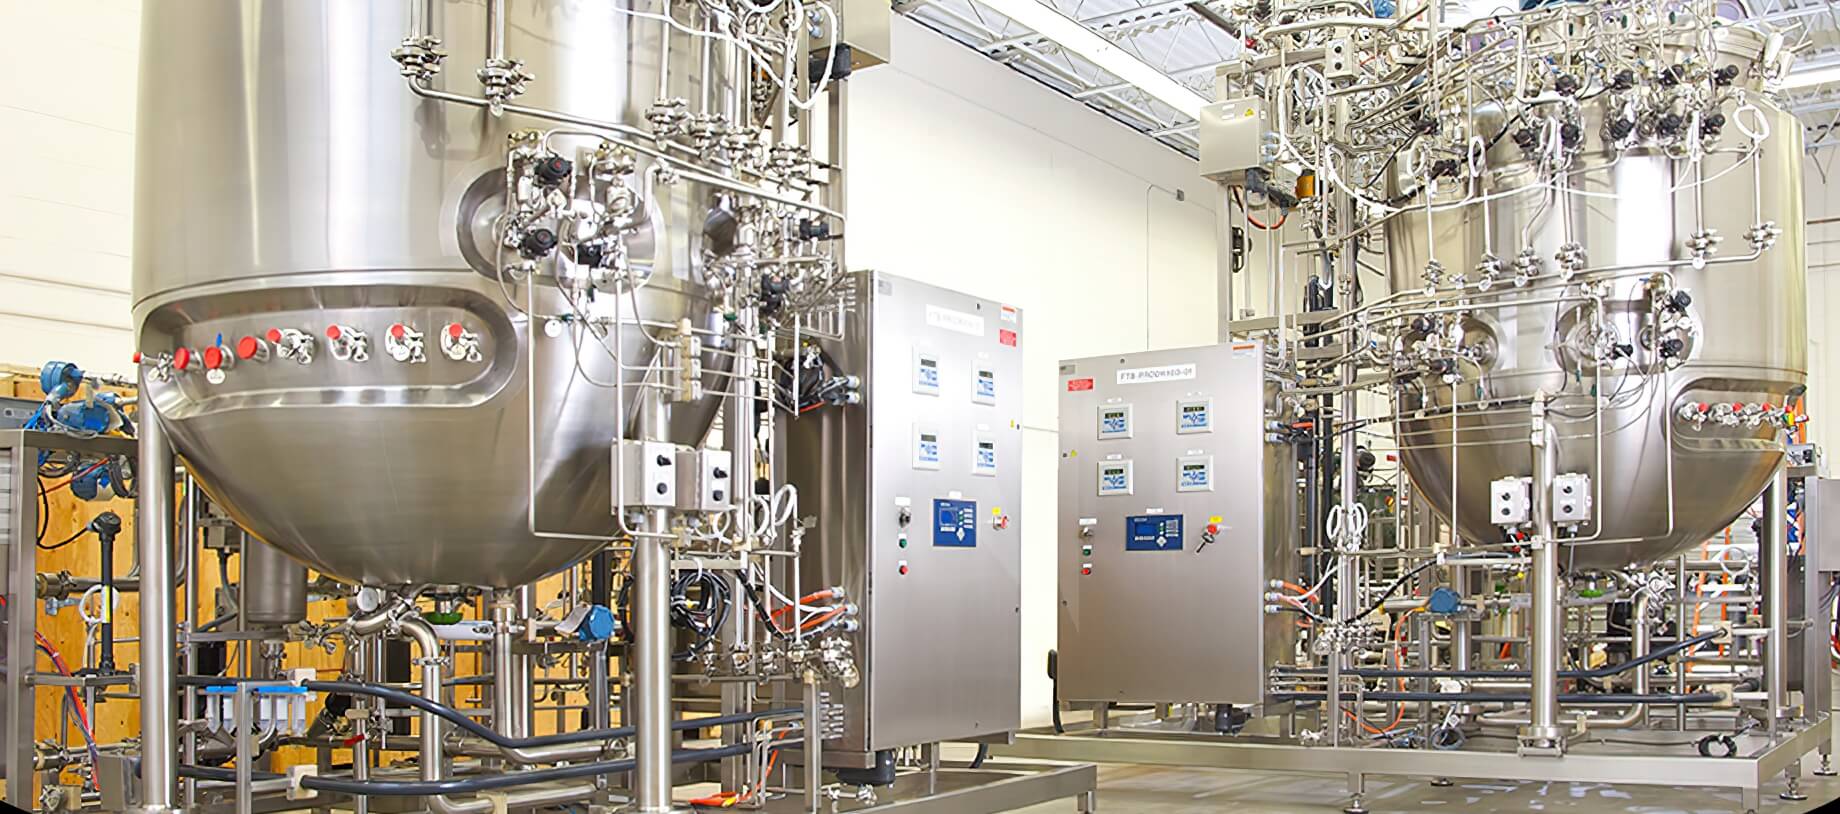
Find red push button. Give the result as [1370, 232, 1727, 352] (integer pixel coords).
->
[1081, 565, 1093, 576]
[1206, 523, 1220, 535]
[898, 564, 909, 576]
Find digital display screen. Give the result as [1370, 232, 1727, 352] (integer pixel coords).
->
[1180, 403, 1209, 429]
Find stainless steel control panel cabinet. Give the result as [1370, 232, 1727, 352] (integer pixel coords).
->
[784, 271, 1023, 764]
[1057, 341, 1295, 705]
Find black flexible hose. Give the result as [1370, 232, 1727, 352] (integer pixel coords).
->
[181, 741, 783, 797]
[970, 743, 989, 769]
[1273, 691, 1722, 705]
[177, 676, 798, 750]
[1337, 559, 1441, 625]
[1274, 629, 1725, 681]
[302, 742, 768, 796]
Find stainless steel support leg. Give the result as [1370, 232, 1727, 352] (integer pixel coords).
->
[5, 443, 36, 809]
[1765, 466, 1791, 731]
[1779, 762, 1808, 801]
[235, 684, 254, 814]
[514, 584, 535, 740]
[1742, 785, 1762, 814]
[492, 591, 520, 757]
[635, 528, 675, 812]
[137, 407, 180, 813]
[1078, 789, 1099, 813]
[1343, 773, 1368, 814]
[181, 471, 199, 809]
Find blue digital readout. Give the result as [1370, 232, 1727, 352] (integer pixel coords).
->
[917, 358, 940, 389]
[1179, 403, 1210, 430]
[1179, 462, 1210, 490]
[1100, 410, 1128, 435]
[1125, 514, 1183, 552]
[934, 499, 978, 547]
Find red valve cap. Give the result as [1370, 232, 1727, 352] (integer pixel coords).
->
[266, 328, 283, 343]
[448, 323, 465, 338]
[390, 323, 406, 339]
[236, 336, 262, 360]
[203, 346, 225, 370]
[326, 324, 343, 340]
[173, 347, 192, 370]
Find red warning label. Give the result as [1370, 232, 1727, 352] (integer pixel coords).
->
[999, 329, 1018, 347]
[1067, 377, 1094, 391]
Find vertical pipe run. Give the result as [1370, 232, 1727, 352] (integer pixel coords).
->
[514, 585, 535, 739]
[722, 309, 759, 790]
[589, 550, 613, 733]
[635, 393, 675, 812]
[1674, 555, 1689, 730]
[137, 404, 179, 811]
[485, 0, 506, 63]
[1217, 185, 1237, 340]
[1524, 395, 1561, 751]
[1329, 188, 1359, 747]
[1764, 465, 1790, 730]
[181, 472, 199, 809]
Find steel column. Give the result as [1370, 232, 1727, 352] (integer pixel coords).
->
[1764, 465, 1790, 729]
[137, 405, 179, 812]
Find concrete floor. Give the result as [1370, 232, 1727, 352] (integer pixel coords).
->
[1009, 761, 1840, 813]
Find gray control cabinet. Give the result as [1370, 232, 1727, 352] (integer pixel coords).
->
[1057, 341, 1296, 704]
[784, 272, 1023, 764]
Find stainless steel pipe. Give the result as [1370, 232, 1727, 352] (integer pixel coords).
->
[635, 394, 675, 812]
[135, 400, 179, 813]
[1764, 464, 1790, 730]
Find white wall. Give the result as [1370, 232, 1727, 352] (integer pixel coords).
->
[0, 0, 141, 375]
[844, 17, 1218, 726]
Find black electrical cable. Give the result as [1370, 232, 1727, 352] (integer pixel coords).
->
[1273, 691, 1721, 705]
[773, 345, 845, 414]
[38, 519, 91, 551]
[1276, 629, 1724, 681]
[178, 676, 799, 751]
[734, 574, 791, 640]
[182, 741, 782, 797]
[35, 476, 50, 544]
[1338, 559, 1441, 625]
[970, 743, 990, 769]
[671, 570, 732, 661]
[300, 743, 769, 796]
[108, 454, 136, 499]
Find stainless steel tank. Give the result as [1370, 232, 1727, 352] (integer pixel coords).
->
[132, 1, 740, 586]
[1386, 30, 1805, 569]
